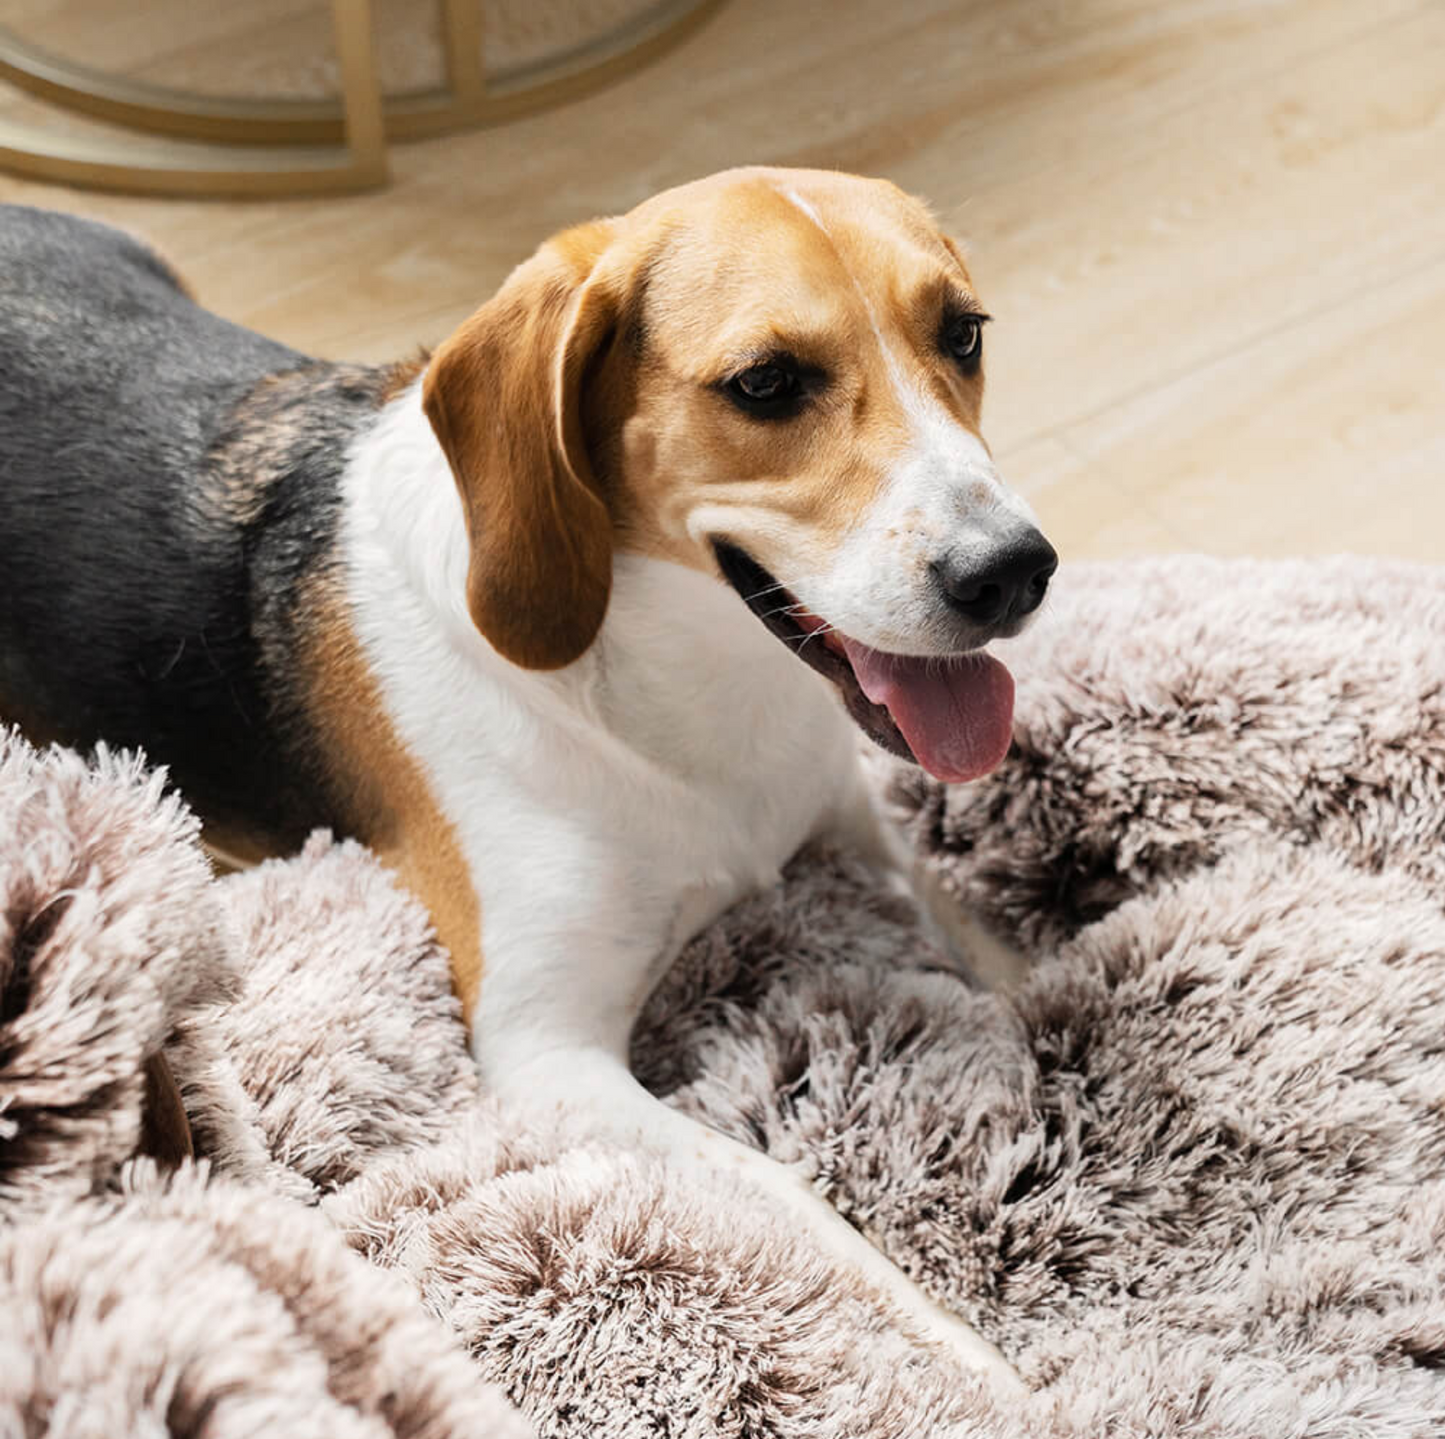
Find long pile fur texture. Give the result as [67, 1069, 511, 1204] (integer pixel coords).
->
[2, 556, 1442, 1437]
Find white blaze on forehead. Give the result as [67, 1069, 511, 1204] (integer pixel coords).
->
[780, 184, 918, 412]
[781, 185, 825, 228]
[776, 183, 1018, 502]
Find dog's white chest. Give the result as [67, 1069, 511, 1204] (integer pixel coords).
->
[487, 554, 862, 940]
[344, 492, 863, 1060]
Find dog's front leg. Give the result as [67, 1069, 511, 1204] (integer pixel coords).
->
[821, 763, 1033, 989]
[471, 928, 1023, 1396]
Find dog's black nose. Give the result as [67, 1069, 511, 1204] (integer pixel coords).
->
[933, 530, 1058, 625]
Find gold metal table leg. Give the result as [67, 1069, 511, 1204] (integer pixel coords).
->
[0, 0, 724, 197]
[0, 0, 388, 197]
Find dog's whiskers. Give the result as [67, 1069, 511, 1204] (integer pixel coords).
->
[739, 576, 798, 606]
[797, 624, 839, 656]
[758, 601, 808, 622]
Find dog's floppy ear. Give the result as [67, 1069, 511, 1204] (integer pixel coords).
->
[423, 220, 622, 670]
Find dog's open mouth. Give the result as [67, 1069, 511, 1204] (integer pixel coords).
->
[712, 541, 1016, 783]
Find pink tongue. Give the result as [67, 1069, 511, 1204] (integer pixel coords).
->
[839, 640, 1016, 783]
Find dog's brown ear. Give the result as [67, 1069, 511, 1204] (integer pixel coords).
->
[423, 221, 621, 670]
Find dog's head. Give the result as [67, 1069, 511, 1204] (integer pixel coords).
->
[423, 167, 1055, 781]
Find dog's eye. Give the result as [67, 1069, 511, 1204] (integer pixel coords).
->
[942, 313, 987, 370]
[728, 362, 799, 407]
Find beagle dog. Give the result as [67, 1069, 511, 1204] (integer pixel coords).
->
[0, 169, 1054, 1391]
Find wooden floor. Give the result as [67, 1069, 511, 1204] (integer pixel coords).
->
[2, 0, 1442, 564]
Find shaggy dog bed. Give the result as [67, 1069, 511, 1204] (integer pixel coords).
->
[2, 556, 1443, 1437]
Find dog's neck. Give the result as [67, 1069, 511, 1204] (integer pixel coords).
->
[343, 383, 855, 789]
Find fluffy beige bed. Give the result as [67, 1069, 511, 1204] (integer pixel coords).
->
[3, 556, 1443, 1437]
